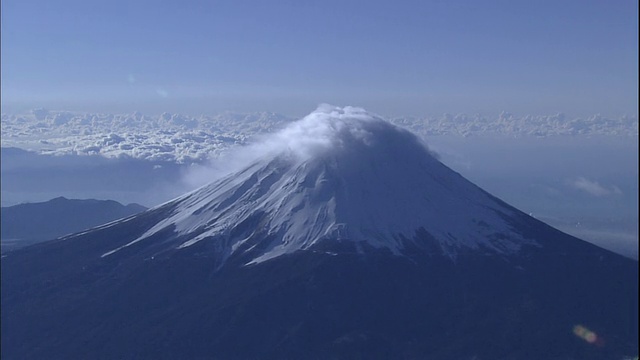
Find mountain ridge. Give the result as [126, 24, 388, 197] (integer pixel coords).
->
[0, 197, 147, 251]
[1, 106, 637, 359]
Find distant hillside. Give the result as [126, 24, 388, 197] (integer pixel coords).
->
[1, 197, 147, 251]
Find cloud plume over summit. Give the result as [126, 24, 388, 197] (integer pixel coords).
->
[180, 105, 437, 190]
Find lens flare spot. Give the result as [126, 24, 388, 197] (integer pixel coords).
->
[573, 324, 603, 346]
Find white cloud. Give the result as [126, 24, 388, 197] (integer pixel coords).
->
[177, 105, 380, 189]
[0, 108, 636, 167]
[156, 88, 169, 98]
[571, 177, 623, 197]
[178, 105, 439, 191]
[233, 104, 437, 165]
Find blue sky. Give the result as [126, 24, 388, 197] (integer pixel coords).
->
[1, 0, 638, 116]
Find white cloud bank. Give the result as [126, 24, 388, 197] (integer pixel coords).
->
[1, 108, 637, 164]
[571, 177, 623, 197]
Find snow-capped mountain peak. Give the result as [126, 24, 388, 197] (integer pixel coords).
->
[101, 105, 537, 264]
[5, 107, 637, 360]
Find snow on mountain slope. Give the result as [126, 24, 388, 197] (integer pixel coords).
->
[100, 105, 538, 264]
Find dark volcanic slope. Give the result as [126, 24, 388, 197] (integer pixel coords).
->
[2, 224, 637, 359]
[1, 106, 637, 360]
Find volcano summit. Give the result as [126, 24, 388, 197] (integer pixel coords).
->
[101, 105, 537, 265]
[2, 106, 637, 359]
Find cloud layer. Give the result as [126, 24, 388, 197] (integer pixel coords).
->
[571, 177, 623, 197]
[1, 108, 637, 165]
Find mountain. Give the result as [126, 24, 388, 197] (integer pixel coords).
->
[1, 106, 637, 359]
[0, 197, 147, 251]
